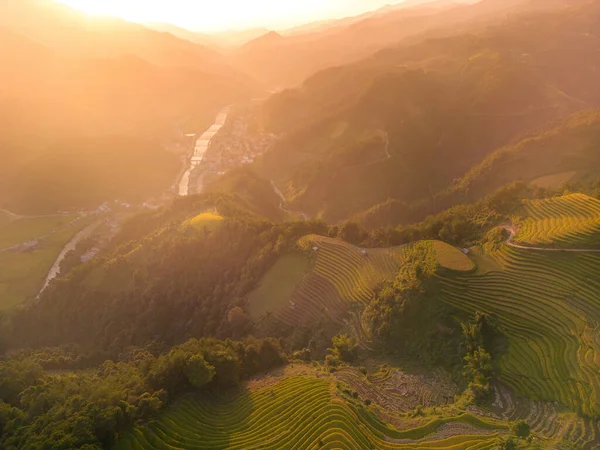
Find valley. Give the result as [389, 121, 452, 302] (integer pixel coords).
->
[3, 1, 600, 449]
[0, 211, 100, 310]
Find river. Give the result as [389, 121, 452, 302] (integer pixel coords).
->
[178, 108, 229, 196]
[37, 220, 103, 300]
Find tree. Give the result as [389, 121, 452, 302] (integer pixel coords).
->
[184, 355, 215, 388]
[337, 222, 365, 245]
[329, 334, 358, 363]
[228, 307, 249, 329]
[493, 436, 518, 450]
[510, 420, 530, 439]
[206, 349, 240, 388]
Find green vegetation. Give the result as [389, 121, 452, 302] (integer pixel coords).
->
[264, 235, 405, 325]
[6, 194, 328, 349]
[514, 193, 600, 248]
[0, 337, 284, 449]
[250, 236, 475, 331]
[432, 241, 475, 272]
[438, 244, 600, 416]
[510, 421, 530, 439]
[362, 242, 462, 367]
[326, 334, 359, 366]
[115, 375, 506, 450]
[0, 214, 96, 310]
[0, 214, 77, 250]
[461, 313, 498, 403]
[185, 211, 224, 231]
[531, 171, 577, 190]
[205, 168, 285, 222]
[5, 1, 600, 448]
[452, 110, 600, 205]
[247, 253, 311, 319]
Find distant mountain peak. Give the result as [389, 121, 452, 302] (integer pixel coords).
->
[244, 30, 284, 47]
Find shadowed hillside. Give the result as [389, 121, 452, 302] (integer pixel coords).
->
[251, 0, 600, 224]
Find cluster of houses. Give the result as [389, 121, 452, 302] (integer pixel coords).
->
[200, 112, 276, 175]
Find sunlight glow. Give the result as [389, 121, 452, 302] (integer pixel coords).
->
[54, 0, 403, 32]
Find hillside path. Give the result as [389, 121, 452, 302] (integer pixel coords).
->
[503, 225, 600, 253]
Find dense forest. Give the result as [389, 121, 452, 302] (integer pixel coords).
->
[0, 337, 284, 449]
[5, 194, 328, 350]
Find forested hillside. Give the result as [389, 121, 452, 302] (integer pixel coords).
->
[450, 109, 600, 201]
[254, 0, 600, 224]
[5, 194, 326, 350]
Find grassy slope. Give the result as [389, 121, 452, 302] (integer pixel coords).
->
[247, 253, 311, 319]
[530, 171, 577, 190]
[0, 215, 77, 250]
[432, 241, 475, 272]
[0, 214, 96, 310]
[114, 374, 507, 450]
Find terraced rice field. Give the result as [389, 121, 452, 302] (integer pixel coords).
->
[114, 375, 506, 450]
[335, 367, 459, 414]
[437, 244, 600, 419]
[514, 193, 600, 248]
[250, 236, 475, 326]
[274, 235, 405, 325]
[489, 383, 599, 448]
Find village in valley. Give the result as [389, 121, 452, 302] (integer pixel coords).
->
[186, 104, 277, 195]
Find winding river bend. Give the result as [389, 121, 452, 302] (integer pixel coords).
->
[178, 108, 229, 196]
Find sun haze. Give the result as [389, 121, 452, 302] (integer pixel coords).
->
[54, 0, 404, 32]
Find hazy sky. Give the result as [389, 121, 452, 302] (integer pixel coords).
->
[55, 0, 406, 32]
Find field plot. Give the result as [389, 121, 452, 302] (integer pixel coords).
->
[437, 245, 600, 419]
[335, 366, 459, 414]
[247, 253, 311, 319]
[114, 375, 505, 450]
[0, 214, 78, 250]
[0, 213, 94, 309]
[249, 236, 476, 326]
[432, 241, 475, 272]
[491, 383, 599, 448]
[530, 171, 577, 189]
[185, 211, 223, 232]
[514, 193, 600, 248]
[272, 235, 405, 325]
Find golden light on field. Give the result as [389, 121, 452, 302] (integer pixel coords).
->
[54, 0, 402, 32]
